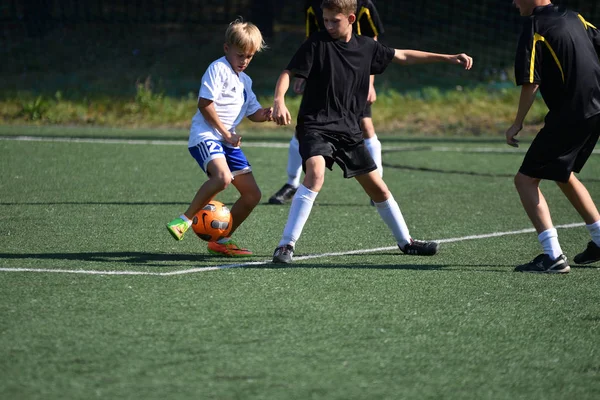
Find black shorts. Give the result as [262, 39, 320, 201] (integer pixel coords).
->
[520, 113, 600, 182]
[297, 128, 377, 178]
[360, 103, 372, 119]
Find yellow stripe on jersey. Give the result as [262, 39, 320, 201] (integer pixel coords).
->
[578, 14, 598, 30]
[530, 33, 565, 83]
[306, 6, 319, 38]
[356, 7, 379, 37]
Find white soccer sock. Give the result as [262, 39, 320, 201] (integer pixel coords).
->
[364, 134, 383, 177]
[585, 220, 600, 247]
[373, 195, 411, 248]
[538, 228, 563, 260]
[287, 136, 303, 188]
[279, 184, 318, 247]
[180, 214, 192, 227]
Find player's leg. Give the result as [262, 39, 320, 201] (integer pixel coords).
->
[557, 173, 600, 264]
[360, 108, 383, 178]
[354, 171, 438, 256]
[513, 173, 569, 273]
[513, 125, 572, 273]
[268, 134, 303, 204]
[207, 147, 258, 257]
[167, 141, 232, 241]
[557, 116, 600, 264]
[272, 155, 326, 264]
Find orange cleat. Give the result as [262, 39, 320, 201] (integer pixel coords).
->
[207, 239, 253, 257]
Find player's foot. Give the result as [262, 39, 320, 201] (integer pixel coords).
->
[273, 244, 294, 264]
[400, 239, 439, 256]
[268, 184, 297, 205]
[166, 217, 190, 241]
[514, 254, 570, 274]
[207, 239, 253, 257]
[573, 241, 600, 265]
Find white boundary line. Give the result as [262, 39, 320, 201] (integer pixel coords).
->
[0, 223, 586, 276]
[3, 135, 600, 154]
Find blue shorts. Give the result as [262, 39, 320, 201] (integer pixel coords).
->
[189, 139, 252, 176]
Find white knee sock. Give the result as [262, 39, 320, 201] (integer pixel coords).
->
[538, 228, 563, 260]
[287, 136, 303, 188]
[364, 134, 383, 177]
[279, 185, 318, 247]
[373, 195, 411, 248]
[585, 220, 600, 247]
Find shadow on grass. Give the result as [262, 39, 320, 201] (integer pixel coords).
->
[0, 201, 190, 206]
[2, 251, 594, 271]
[381, 162, 600, 183]
[0, 252, 215, 267]
[0, 201, 377, 208]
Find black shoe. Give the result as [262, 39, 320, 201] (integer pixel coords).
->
[514, 254, 570, 274]
[400, 239, 439, 256]
[574, 241, 600, 265]
[268, 184, 297, 205]
[273, 244, 294, 264]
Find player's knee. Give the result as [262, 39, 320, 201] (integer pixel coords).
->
[243, 187, 262, 206]
[304, 174, 324, 191]
[514, 172, 539, 191]
[211, 173, 232, 191]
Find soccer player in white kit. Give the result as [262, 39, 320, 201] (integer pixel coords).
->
[166, 20, 273, 257]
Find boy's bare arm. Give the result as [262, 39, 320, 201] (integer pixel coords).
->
[505, 83, 539, 148]
[273, 70, 293, 126]
[247, 107, 273, 122]
[393, 49, 473, 70]
[198, 98, 241, 146]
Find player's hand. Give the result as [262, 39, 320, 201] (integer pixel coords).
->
[273, 101, 292, 126]
[224, 132, 242, 147]
[505, 123, 522, 148]
[453, 53, 473, 70]
[367, 84, 377, 105]
[293, 78, 306, 94]
[261, 107, 273, 122]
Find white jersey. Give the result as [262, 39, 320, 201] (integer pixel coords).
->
[188, 56, 262, 148]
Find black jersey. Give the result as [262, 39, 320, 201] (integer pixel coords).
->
[286, 31, 395, 134]
[305, 0, 384, 39]
[514, 5, 600, 122]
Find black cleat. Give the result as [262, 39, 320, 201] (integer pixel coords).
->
[514, 254, 570, 274]
[268, 184, 297, 205]
[273, 244, 294, 264]
[573, 241, 600, 265]
[400, 239, 439, 256]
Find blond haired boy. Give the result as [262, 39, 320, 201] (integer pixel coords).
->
[166, 20, 272, 257]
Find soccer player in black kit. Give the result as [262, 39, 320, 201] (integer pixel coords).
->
[268, 0, 386, 205]
[270, 0, 473, 264]
[507, 0, 600, 273]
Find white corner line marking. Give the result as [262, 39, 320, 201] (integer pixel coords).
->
[0, 223, 586, 276]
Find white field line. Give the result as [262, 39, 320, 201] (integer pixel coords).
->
[2, 135, 599, 154]
[0, 222, 586, 276]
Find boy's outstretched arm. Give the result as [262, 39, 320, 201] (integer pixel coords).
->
[273, 70, 293, 126]
[198, 98, 241, 147]
[393, 50, 473, 70]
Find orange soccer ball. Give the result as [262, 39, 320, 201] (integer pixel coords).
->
[191, 200, 233, 242]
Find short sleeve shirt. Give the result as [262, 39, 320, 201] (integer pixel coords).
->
[188, 57, 262, 147]
[287, 31, 395, 135]
[305, 0, 384, 38]
[514, 5, 600, 122]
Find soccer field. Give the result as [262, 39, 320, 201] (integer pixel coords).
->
[1, 128, 599, 399]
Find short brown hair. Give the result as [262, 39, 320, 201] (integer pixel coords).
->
[225, 19, 266, 53]
[321, 0, 357, 16]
